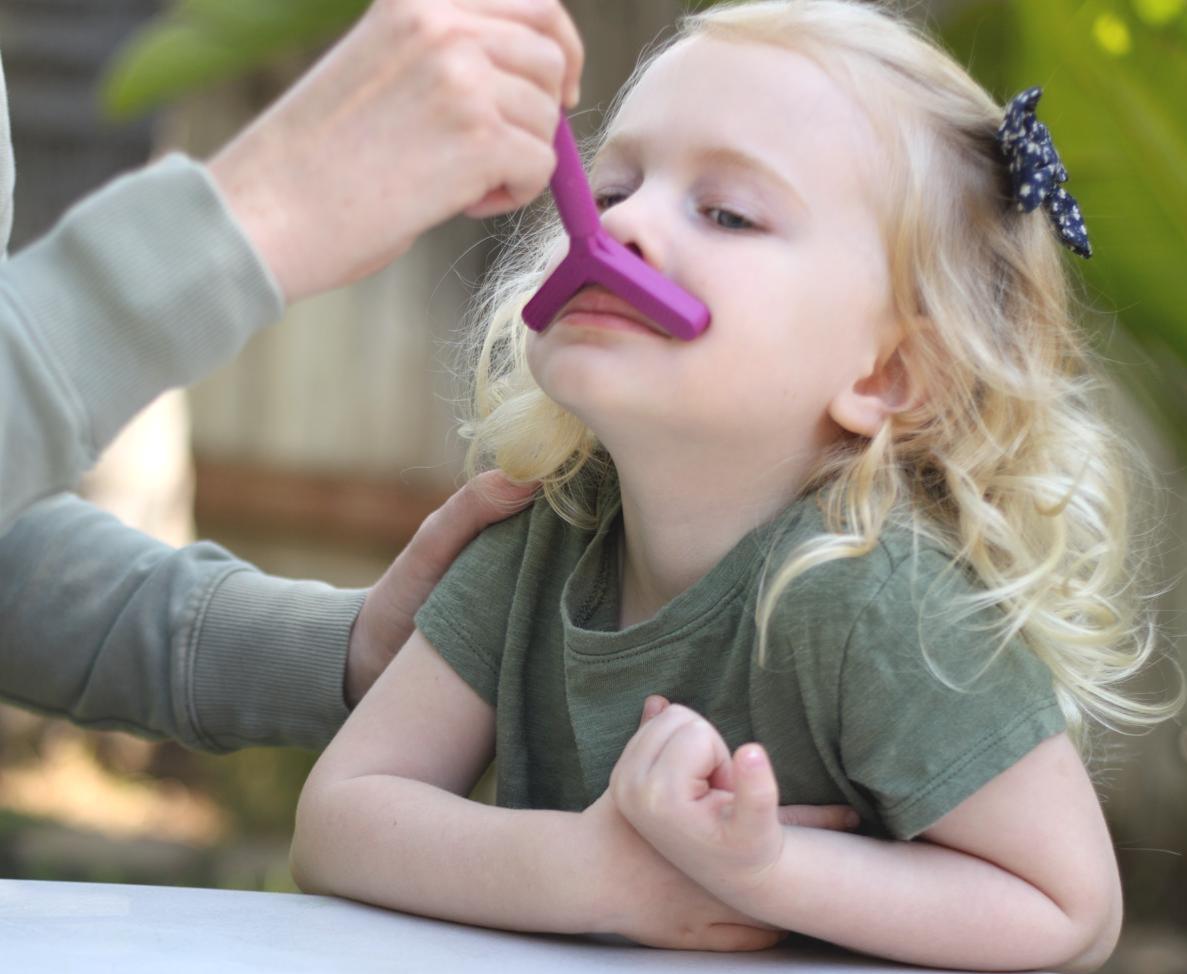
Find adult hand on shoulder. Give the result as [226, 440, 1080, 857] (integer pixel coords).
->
[344, 471, 537, 707]
[208, 0, 583, 303]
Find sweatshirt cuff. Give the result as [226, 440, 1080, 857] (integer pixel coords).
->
[8, 152, 284, 459]
[184, 568, 366, 752]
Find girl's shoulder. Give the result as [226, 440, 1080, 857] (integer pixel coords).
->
[760, 501, 1010, 680]
[770, 501, 968, 618]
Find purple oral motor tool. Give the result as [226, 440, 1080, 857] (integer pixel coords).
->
[521, 116, 710, 341]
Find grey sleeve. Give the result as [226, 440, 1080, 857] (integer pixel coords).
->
[0, 494, 365, 752]
[0, 152, 283, 533]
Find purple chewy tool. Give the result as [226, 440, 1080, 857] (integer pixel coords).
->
[521, 115, 710, 341]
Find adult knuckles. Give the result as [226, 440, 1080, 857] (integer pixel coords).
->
[383, 1, 467, 52]
[432, 45, 490, 105]
[514, 0, 560, 27]
[536, 37, 567, 86]
[508, 146, 557, 205]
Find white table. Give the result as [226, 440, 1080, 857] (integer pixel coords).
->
[0, 879, 972, 973]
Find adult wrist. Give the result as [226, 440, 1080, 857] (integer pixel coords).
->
[206, 137, 297, 304]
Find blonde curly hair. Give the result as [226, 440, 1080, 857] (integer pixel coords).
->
[460, 0, 1181, 749]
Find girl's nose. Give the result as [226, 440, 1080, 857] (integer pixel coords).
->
[599, 191, 668, 270]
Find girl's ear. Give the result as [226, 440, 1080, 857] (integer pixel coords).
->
[827, 340, 921, 438]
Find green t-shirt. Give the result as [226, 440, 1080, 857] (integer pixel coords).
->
[415, 476, 1064, 839]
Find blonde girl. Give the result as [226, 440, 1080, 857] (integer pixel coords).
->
[291, 2, 1178, 968]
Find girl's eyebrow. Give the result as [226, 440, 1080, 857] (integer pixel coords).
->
[592, 131, 809, 214]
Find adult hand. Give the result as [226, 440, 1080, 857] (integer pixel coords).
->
[344, 471, 537, 706]
[208, 0, 583, 302]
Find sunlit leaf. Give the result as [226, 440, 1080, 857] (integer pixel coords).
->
[100, 0, 367, 119]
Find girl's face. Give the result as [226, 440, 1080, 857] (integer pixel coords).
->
[526, 35, 902, 468]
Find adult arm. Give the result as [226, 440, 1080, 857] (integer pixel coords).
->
[0, 0, 582, 530]
[0, 493, 360, 751]
[0, 474, 536, 752]
[0, 157, 283, 533]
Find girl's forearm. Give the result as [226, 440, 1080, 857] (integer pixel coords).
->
[291, 775, 600, 934]
[719, 828, 1118, 972]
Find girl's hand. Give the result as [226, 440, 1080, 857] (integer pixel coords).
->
[579, 788, 785, 952]
[608, 697, 789, 907]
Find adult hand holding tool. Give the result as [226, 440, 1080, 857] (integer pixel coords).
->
[210, 0, 585, 303]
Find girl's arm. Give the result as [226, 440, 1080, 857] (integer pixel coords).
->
[289, 629, 784, 950]
[611, 704, 1121, 972]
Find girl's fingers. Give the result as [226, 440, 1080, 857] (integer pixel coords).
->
[728, 744, 780, 834]
[616, 704, 702, 787]
[776, 803, 862, 831]
[650, 719, 731, 801]
[639, 694, 669, 727]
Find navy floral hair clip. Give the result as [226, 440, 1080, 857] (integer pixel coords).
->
[996, 86, 1092, 259]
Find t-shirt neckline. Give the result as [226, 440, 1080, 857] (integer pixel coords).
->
[560, 485, 817, 659]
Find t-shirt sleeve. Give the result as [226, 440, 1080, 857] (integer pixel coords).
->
[413, 500, 537, 706]
[835, 546, 1066, 839]
[772, 539, 1067, 841]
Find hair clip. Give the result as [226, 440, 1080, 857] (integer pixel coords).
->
[997, 86, 1092, 259]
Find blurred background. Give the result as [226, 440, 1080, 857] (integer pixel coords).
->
[0, 0, 1183, 968]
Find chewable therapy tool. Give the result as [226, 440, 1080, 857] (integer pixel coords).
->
[521, 115, 711, 341]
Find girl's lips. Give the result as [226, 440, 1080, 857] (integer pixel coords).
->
[557, 309, 663, 336]
[554, 286, 669, 337]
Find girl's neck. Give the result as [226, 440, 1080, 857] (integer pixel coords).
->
[611, 443, 820, 629]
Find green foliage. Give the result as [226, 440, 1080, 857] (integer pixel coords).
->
[100, 0, 368, 119]
[942, 0, 1187, 454]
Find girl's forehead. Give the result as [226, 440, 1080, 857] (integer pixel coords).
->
[605, 36, 880, 197]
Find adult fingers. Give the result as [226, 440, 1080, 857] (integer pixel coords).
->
[478, 121, 558, 210]
[464, 0, 583, 105]
[410, 472, 536, 571]
[476, 18, 567, 106]
[462, 470, 539, 520]
[491, 69, 564, 145]
[776, 804, 862, 831]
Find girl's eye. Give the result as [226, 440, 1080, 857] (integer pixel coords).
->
[593, 190, 628, 211]
[704, 207, 755, 231]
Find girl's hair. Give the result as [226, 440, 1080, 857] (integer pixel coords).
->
[461, 0, 1181, 749]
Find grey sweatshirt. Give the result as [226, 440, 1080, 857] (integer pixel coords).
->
[0, 50, 364, 751]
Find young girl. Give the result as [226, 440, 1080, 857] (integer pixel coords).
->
[291, 1, 1178, 968]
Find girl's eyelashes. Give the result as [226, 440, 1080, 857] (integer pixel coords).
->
[702, 206, 756, 231]
[592, 188, 761, 233]
[593, 189, 628, 211]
